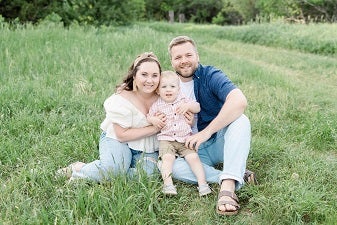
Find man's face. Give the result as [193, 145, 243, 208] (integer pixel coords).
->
[170, 42, 199, 81]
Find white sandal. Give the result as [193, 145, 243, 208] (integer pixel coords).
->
[56, 162, 85, 179]
[162, 184, 177, 195]
[198, 183, 212, 196]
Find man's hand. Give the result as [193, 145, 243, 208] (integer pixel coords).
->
[185, 130, 212, 151]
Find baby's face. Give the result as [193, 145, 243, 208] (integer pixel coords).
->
[158, 76, 180, 103]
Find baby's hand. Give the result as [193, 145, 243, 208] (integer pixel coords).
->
[184, 111, 195, 126]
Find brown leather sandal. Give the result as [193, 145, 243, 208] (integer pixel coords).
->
[216, 190, 240, 216]
[244, 169, 258, 185]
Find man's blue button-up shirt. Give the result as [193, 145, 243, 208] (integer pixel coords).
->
[193, 64, 237, 131]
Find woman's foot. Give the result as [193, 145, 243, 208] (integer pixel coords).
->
[57, 162, 85, 178]
[162, 184, 177, 195]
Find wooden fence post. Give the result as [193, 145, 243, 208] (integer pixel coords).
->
[169, 10, 174, 23]
[179, 14, 185, 23]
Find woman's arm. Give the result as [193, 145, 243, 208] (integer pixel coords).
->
[113, 123, 160, 142]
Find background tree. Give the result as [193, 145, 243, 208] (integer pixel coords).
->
[0, 0, 336, 25]
[298, 0, 337, 22]
[0, 0, 146, 26]
[59, 0, 146, 26]
[181, 0, 223, 23]
[0, 0, 62, 23]
[144, 0, 175, 21]
[212, 0, 244, 25]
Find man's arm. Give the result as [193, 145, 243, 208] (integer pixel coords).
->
[185, 88, 247, 150]
[203, 88, 247, 136]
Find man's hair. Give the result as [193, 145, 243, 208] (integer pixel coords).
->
[168, 36, 197, 57]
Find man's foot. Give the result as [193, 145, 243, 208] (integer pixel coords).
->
[216, 190, 240, 216]
[162, 184, 177, 195]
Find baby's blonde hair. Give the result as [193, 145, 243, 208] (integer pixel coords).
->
[160, 70, 179, 82]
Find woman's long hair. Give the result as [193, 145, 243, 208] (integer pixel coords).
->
[117, 52, 162, 91]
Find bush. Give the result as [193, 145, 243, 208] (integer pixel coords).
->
[59, 0, 146, 26]
[0, 0, 146, 26]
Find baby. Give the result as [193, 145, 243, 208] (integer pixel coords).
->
[147, 71, 211, 196]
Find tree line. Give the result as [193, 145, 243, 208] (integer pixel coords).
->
[0, 0, 336, 26]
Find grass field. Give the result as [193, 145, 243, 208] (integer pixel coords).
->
[1, 20, 337, 224]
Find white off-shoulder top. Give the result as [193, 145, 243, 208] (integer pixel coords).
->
[100, 94, 159, 153]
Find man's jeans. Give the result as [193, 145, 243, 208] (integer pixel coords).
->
[171, 114, 251, 190]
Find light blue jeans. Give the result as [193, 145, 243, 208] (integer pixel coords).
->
[171, 114, 251, 190]
[72, 132, 159, 182]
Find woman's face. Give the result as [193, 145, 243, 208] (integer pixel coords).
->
[134, 61, 160, 94]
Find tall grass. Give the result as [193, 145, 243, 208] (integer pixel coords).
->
[147, 21, 337, 56]
[1, 21, 336, 224]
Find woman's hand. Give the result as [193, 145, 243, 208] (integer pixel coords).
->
[147, 112, 167, 129]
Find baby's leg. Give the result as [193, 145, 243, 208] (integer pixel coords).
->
[185, 153, 212, 196]
[160, 153, 176, 185]
[184, 153, 207, 186]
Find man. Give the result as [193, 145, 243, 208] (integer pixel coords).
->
[168, 36, 252, 215]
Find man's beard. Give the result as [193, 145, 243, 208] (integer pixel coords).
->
[176, 64, 197, 78]
[176, 71, 194, 78]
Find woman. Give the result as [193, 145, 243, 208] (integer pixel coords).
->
[58, 52, 163, 181]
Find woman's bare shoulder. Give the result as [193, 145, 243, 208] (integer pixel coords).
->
[119, 90, 134, 99]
